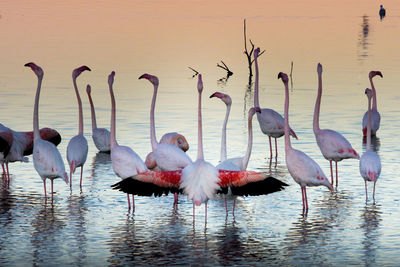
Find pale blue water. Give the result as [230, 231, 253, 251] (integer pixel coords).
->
[1, 1, 400, 265]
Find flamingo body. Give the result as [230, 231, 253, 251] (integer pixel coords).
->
[67, 134, 88, 173]
[153, 143, 192, 171]
[359, 151, 381, 182]
[257, 109, 296, 138]
[362, 109, 380, 136]
[180, 159, 220, 206]
[111, 145, 146, 179]
[216, 159, 241, 171]
[92, 128, 111, 152]
[315, 129, 359, 161]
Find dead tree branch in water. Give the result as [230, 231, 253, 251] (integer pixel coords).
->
[243, 19, 265, 84]
[188, 67, 199, 77]
[217, 60, 233, 77]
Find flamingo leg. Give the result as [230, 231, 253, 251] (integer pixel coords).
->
[174, 193, 179, 205]
[268, 136, 273, 160]
[43, 179, 47, 201]
[193, 202, 195, 222]
[1, 163, 5, 177]
[224, 198, 228, 214]
[79, 166, 83, 187]
[126, 193, 131, 210]
[335, 161, 338, 188]
[205, 200, 208, 223]
[233, 198, 236, 217]
[301, 187, 305, 210]
[274, 137, 278, 159]
[51, 179, 54, 203]
[373, 181, 376, 201]
[132, 195, 135, 212]
[329, 160, 334, 186]
[5, 162, 10, 182]
[364, 180, 368, 201]
[304, 186, 308, 211]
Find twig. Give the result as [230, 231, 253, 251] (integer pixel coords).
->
[217, 60, 233, 76]
[188, 67, 199, 77]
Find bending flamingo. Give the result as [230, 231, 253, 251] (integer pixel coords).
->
[360, 88, 381, 201]
[362, 71, 382, 137]
[313, 63, 359, 187]
[253, 47, 297, 160]
[86, 84, 111, 152]
[108, 71, 148, 211]
[279, 71, 332, 212]
[25, 62, 68, 201]
[0, 124, 61, 180]
[139, 73, 192, 204]
[67, 66, 90, 188]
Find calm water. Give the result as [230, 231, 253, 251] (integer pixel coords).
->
[1, 0, 400, 265]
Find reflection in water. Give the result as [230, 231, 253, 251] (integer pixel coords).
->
[282, 190, 353, 265]
[360, 204, 381, 267]
[30, 205, 66, 266]
[357, 15, 370, 62]
[90, 152, 112, 179]
[362, 135, 380, 152]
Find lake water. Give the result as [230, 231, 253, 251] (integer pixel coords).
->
[1, 0, 400, 265]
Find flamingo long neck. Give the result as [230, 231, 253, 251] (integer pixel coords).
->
[220, 103, 230, 162]
[150, 83, 158, 151]
[73, 78, 84, 135]
[284, 80, 292, 152]
[87, 92, 98, 131]
[109, 83, 117, 148]
[254, 54, 260, 108]
[197, 90, 204, 160]
[370, 77, 378, 110]
[33, 76, 43, 141]
[313, 71, 322, 134]
[242, 112, 254, 170]
[366, 96, 372, 150]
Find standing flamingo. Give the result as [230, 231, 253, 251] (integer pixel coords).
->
[108, 71, 148, 211]
[253, 47, 297, 160]
[86, 84, 111, 152]
[139, 73, 192, 204]
[313, 63, 359, 187]
[362, 71, 382, 137]
[67, 66, 90, 188]
[360, 88, 381, 201]
[279, 71, 332, 212]
[25, 62, 68, 201]
[0, 124, 61, 180]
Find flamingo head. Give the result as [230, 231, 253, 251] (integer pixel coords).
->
[248, 107, 261, 118]
[365, 88, 373, 100]
[278, 72, 289, 83]
[197, 74, 203, 93]
[210, 92, 232, 106]
[369, 71, 383, 79]
[86, 84, 91, 95]
[139, 73, 159, 87]
[176, 134, 189, 152]
[317, 63, 323, 75]
[24, 62, 43, 78]
[108, 71, 115, 87]
[254, 47, 260, 58]
[72, 65, 91, 80]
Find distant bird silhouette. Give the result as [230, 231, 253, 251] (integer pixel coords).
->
[360, 89, 381, 201]
[379, 5, 386, 20]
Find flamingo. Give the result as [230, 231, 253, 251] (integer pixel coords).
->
[108, 71, 148, 211]
[253, 47, 297, 160]
[279, 71, 332, 212]
[25, 62, 68, 201]
[0, 124, 61, 180]
[362, 71, 382, 137]
[211, 92, 288, 215]
[360, 88, 381, 201]
[0, 129, 13, 180]
[67, 66, 90, 188]
[86, 84, 111, 152]
[313, 63, 359, 187]
[139, 73, 192, 204]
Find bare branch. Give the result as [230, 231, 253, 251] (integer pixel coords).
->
[188, 67, 199, 77]
[250, 49, 266, 64]
[217, 60, 233, 76]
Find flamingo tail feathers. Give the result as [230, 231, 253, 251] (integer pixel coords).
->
[231, 176, 289, 196]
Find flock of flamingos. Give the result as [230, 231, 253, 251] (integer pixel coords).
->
[0, 47, 382, 218]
